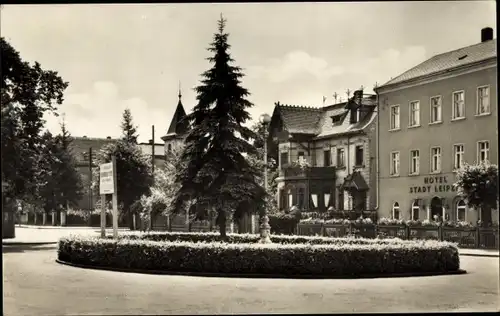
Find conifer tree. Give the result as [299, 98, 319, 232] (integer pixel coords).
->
[171, 15, 266, 238]
[120, 108, 138, 144]
[54, 117, 83, 209]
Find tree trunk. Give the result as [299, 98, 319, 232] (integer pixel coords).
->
[217, 210, 227, 239]
[481, 205, 493, 227]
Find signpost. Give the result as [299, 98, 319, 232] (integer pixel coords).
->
[99, 157, 119, 238]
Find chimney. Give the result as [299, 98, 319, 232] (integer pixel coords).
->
[353, 89, 363, 104]
[481, 27, 493, 42]
[106, 136, 111, 140]
[83, 136, 87, 138]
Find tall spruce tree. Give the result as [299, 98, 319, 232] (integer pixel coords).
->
[54, 117, 83, 209]
[121, 108, 138, 144]
[171, 15, 266, 238]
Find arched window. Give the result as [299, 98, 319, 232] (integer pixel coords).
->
[288, 189, 293, 210]
[411, 200, 420, 220]
[456, 199, 467, 222]
[392, 202, 400, 220]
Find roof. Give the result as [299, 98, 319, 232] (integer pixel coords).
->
[274, 104, 323, 135]
[341, 171, 369, 191]
[167, 97, 189, 135]
[270, 94, 377, 140]
[381, 39, 497, 87]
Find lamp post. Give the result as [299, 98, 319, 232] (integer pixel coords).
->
[259, 113, 272, 243]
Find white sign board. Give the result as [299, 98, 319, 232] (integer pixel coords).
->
[99, 162, 115, 195]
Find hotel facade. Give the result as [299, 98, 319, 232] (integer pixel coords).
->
[375, 27, 498, 224]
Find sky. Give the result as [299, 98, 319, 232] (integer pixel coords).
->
[1, 2, 496, 143]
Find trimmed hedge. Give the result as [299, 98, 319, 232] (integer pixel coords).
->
[114, 231, 417, 245]
[57, 235, 460, 276]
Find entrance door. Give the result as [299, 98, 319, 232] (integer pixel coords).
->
[430, 197, 442, 221]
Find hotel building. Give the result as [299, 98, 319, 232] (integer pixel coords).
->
[375, 27, 497, 224]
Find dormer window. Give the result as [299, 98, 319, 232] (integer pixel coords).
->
[350, 106, 360, 124]
[331, 115, 342, 125]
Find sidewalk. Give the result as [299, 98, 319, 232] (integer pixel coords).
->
[3, 226, 129, 245]
[458, 248, 499, 258]
[4, 227, 499, 257]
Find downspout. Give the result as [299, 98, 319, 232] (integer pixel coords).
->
[347, 134, 351, 211]
[375, 90, 380, 212]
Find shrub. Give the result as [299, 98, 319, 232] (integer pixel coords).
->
[268, 213, 298, 235]
[58, 235, 460, 276]
[113, 231, 440, 247]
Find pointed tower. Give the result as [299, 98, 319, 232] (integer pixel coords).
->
[161, 84, 190, 153]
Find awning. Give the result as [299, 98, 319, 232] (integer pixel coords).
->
[341, 171, 369, 191]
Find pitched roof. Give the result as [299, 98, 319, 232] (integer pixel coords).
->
[341, 171, 369, 191]
[315, 96, 377, 139]
[167, 98, 189, 135]
[381, 39, 497, 87]
[275, 104, 323, 135]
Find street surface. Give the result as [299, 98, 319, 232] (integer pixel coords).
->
[3, 242, 499, 314]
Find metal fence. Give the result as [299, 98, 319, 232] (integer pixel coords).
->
[297, 223, 499, 249]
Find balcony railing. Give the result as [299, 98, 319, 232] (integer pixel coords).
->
[279, 166, 336, 179]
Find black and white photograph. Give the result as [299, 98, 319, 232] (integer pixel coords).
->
[2, 1, 498, 314]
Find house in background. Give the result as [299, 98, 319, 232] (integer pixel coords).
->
[137, 142, 166, 170]
[375, 27, 497, 224]
[161, 90, 190, 155]
[269, 89, 378, 218]
[72, 136, 116, 210]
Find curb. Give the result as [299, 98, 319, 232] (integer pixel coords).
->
[55, 259, 468, 280]
[3, 241, 58, 246]
[459, 253, 499, 258]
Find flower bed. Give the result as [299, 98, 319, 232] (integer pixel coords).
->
[57, 235, 460, 277]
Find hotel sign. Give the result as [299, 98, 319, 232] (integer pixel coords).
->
[409, 175, 457, 194]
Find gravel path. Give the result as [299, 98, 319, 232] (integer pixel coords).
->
[3, 244, 499, 315]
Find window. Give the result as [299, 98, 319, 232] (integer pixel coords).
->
[390, 151, 400, 176]
[167, 144, 172, 152]
[456, 200, 467, 222]
[477, 86, 490, 115]
[288, 190, 293, 209]
[411, 200, 420, 220]
[337, 148, 345, 167]
[350, 106, 360, 124]
[477, 141, 489, 163]
[355, 145, 364, 166]
[453, 144, 464, 170]
[452, 91, 465, 119]
[280, 152, 289, 167]
[409, 101, 420, 127]
[279, 189, 285, 210]
[298, 151, 305, 163]
[310, 193, 318, 209]
[338, 189, 344, 211]
[430, 147, 442, 173]
[392, 202, 400, 220]
[331, 115, 342, 125]
[390, 105, 400, 130]
[430, 96, 442, 123]
[410, 150, 420, 175]
[323, 149, 331, 167]
[298, 188, 305, 209]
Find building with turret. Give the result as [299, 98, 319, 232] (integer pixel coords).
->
[161, 89, 190, 154]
